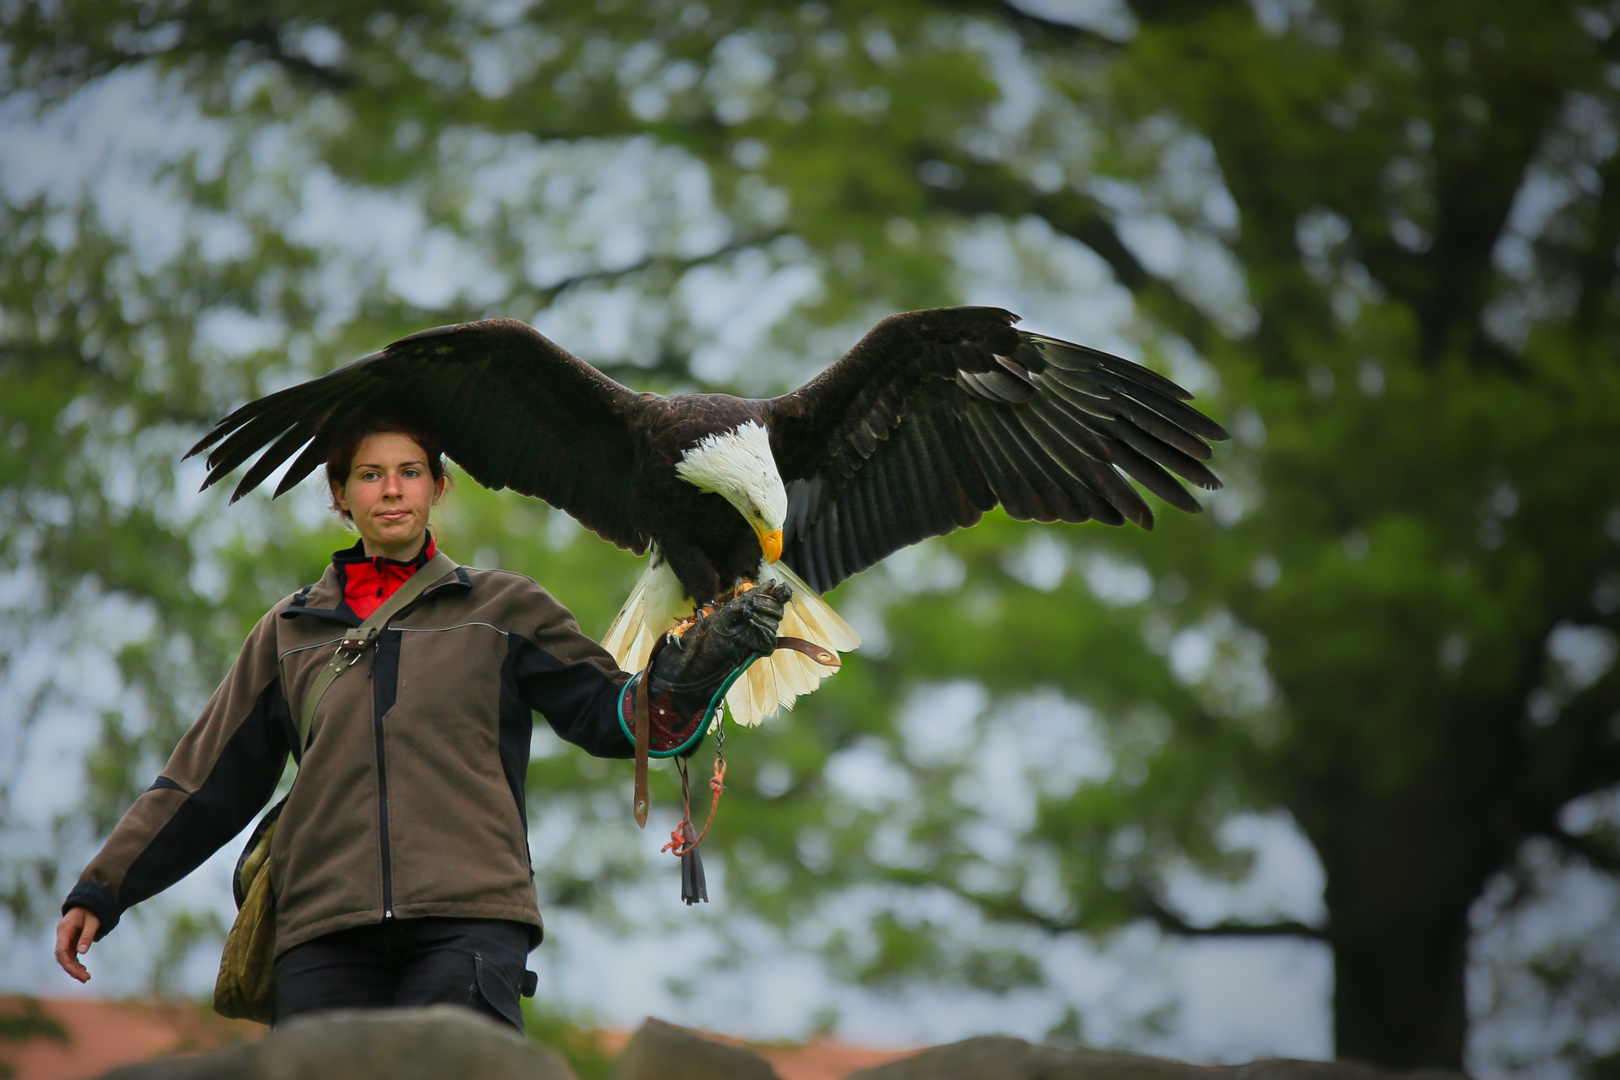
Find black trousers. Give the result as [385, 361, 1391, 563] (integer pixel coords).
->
[273, 917, 533, 1032]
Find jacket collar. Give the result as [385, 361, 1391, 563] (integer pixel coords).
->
[281, 533, 470, 626]
[331, 533, 437, 573]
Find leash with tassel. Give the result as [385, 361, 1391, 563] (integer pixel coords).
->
[662, 723, 726, 904]
[639, 636, 839, 904]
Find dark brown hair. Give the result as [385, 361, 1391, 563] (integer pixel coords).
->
[324, 411, 448, 521]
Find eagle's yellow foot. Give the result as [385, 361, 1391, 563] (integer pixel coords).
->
[717, 579, 758, 604]
[671, 579, 757, 639]
[668, 604, 718, 639]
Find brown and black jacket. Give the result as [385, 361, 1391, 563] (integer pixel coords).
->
[65, 540, 636, 955]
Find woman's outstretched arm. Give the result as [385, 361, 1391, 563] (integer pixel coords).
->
[59, 605, 295, 953]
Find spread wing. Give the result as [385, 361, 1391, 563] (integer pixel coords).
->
[765, 307, 1230, 593]
[187, 318, 649, 552]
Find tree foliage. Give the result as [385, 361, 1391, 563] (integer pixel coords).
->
[3, 0, 1620, 1072]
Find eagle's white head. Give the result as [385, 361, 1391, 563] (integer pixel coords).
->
[675, 421, 788, 563]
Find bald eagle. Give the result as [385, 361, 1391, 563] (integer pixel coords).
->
[189, 306, 1229, 726]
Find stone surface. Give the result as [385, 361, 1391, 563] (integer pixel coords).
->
[93, 1006, 574, 1080]
[844, 1036, 1474, 1080]
[75, 1006, 1478, 1080]
[607, 1018, 781, 1080]
[1227, 1064, 1467, 1080]
[844, 1037, 1191, 1080]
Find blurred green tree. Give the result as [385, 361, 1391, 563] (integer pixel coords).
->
[4, 0, 1619, 1071]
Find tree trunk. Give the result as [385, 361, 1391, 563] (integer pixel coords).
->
[1303, 787, 1506, 1070]
[1328, 898, 1472, 1068]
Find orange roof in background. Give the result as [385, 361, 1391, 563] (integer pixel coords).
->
[759, 1040, 913, 1080]
[0, 997, 910, 1080]
[0, 996, 261, 1080]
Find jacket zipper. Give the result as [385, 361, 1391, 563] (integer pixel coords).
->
[294, 570, 456, 922]
[372, 588, 442, 921]
[373, 660, 394, 919]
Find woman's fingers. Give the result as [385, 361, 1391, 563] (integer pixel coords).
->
[54, 908, 98, 983]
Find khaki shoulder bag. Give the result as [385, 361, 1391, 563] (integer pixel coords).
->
[213, 552, 459, 1022]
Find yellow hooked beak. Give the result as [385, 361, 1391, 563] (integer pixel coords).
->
[756, 526, 784, 564]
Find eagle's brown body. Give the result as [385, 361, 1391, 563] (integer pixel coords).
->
[627, 393, 773, 606]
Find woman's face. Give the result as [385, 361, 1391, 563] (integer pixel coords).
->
[331, 432, 444, 560]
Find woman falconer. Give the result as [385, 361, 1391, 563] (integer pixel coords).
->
[52, 411, 787, 1030]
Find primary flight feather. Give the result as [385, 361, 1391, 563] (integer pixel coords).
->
[188, 306, 1229, 726]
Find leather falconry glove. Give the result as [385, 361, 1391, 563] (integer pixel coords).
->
[637, 581, 792, 756]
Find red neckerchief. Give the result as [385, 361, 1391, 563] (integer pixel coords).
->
[334, 535, 438, 620]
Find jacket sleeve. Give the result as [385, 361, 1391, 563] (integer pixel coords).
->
[63, 605, 295, 938]
[511, 586, 635, 760]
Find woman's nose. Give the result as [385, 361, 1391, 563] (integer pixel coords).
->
[382, 472, 403, 495]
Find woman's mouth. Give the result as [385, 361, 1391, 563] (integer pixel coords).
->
[378, 510, 411, 523]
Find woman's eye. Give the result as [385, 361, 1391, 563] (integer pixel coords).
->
[404, 468, 420, 478]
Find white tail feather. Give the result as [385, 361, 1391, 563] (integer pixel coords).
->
[600, 556, 861, 729]
[725, 560, 860, 727]
[601, 552, 692, 676]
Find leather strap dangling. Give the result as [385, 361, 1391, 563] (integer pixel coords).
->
[774, 636, 840, 668]
[632, 672, 651, 828]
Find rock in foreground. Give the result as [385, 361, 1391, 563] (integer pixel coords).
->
[90, 1009, 1474, 1080]
[95, 1006, 573, 1080]
[846, 1035, 1471, 1080]
[608, 1017, 780, 1080]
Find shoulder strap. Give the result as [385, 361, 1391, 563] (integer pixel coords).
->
[295, 551, 460, 753]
